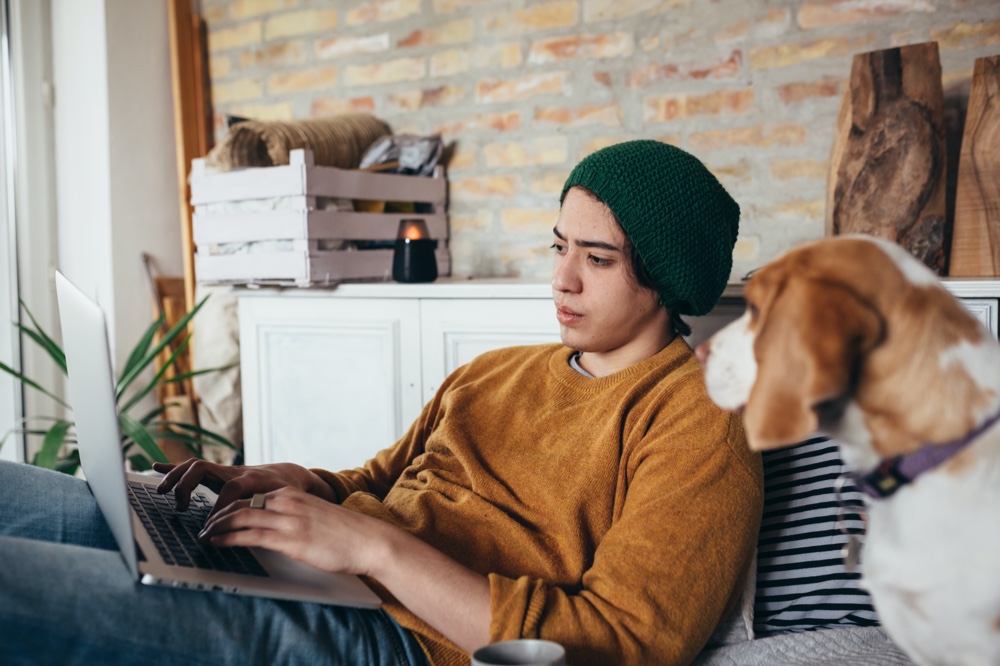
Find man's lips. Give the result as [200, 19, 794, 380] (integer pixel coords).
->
[555, 304, 583, 325]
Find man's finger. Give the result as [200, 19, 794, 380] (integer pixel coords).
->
[200, 498, 284, 541]
[155, 458, 196, 494]
[199, 496, 248, 534]
[208, 477, 254, 519]
[171, 460, 225, 511]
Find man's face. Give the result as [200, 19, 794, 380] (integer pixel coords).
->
[551, 188, 671, 371]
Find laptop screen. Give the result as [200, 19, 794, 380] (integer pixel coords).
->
[55, 271, 139, 578]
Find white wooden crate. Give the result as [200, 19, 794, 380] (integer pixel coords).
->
[191, 149, 449, 286]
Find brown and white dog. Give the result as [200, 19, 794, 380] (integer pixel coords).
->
[696, 235, 1000, 666]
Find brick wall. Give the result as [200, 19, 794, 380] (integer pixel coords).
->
[201, 0, 1000, 282]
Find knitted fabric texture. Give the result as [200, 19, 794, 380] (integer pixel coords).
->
[312, 342, 762, 666]
[560, 140, 740, 316]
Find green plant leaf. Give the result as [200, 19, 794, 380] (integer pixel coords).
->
[10, 293, 234, 476]
[16, 324, 67, 374]
[155, 428, 210, 448]
[0, 359, 70, 409]
[23, 429, 77, 442]
[18, 299, 67, 372]
[160, 362, 238, 385]
[153, 420, 238, 450]
[116, 295, 209, 400]
[32, 420, 72, 470]
[137, 404, 169, 426]
[2, 416, 65, 446]
[118, 412, 169, 464]
[56, 448, 81, 476]
[119, 335, 192, 414]
[151, 430, 202, 457]
[117, 316, 164, 384]
[127, 453, 152, 472]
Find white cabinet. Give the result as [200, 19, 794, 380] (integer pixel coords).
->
[238, 278, 1000, 471]
[944, 279, 1000, 336]
[419, 298, 563, 398]
[239, 280, 561, 470]
[239, 295, 424, 471]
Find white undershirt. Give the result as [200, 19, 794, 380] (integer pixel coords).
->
[569, 351, 594, 378]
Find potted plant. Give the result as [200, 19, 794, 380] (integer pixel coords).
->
[0, 297, 237, 475]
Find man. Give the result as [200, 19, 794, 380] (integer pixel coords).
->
[0, 140, 762, 666]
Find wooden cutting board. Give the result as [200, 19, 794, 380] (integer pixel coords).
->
[949, 55, 1000, 277]
[826, 42, 948, 274]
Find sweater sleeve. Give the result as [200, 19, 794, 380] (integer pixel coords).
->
[309, 410, 430, 503]
[488, 403, 762, 666]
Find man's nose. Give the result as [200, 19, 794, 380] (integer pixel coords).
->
[551, 255, 580, 293]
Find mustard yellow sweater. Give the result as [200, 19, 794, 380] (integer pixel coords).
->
[313, 339, 763, 666]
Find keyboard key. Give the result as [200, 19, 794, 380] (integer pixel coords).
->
[127, 480, 268, 578]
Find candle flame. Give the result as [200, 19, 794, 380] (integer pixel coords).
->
[399, 219, 429, 240]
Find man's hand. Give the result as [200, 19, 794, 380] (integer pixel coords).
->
[196, 487, 389, 576]
[196, 486, 491, 652]
[152, 459, 335, 515]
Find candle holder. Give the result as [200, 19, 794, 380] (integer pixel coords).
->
[392, 219, 438, 283]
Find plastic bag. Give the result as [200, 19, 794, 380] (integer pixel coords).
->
[359, 134, 444, 176]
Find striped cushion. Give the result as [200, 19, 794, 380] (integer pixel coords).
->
[754, 436, 880, 635]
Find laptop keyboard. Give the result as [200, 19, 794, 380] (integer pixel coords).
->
[127, 480, 268, 577]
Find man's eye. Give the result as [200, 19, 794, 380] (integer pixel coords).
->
[550, 242, 566, 254]
[590, 255, 611, 267]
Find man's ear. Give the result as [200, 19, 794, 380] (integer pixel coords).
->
[743, 279, 883, 450]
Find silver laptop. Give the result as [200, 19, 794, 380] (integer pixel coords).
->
[55, 270, 381, 608]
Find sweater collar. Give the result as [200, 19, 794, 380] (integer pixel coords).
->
[551, 336, 693, 390]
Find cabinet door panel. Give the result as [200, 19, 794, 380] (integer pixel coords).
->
[240, 297, 421, 470]
[420, 298, 561, 400]
[960, 299, 998, 337]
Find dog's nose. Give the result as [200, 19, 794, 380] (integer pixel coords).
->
[695, 341, 710, 365]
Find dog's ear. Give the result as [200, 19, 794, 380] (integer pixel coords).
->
[743, 278, 883, 450]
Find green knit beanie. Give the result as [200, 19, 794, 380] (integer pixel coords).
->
[560, 140, 740, 317]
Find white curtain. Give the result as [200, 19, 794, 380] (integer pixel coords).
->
[0, 0, 23, 462]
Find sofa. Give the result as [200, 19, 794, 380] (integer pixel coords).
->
[695, 436, 914, 665]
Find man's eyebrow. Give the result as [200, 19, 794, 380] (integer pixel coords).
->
[552, 226, 622, 253]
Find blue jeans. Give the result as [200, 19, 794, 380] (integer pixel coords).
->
[0, 461, 430, 666]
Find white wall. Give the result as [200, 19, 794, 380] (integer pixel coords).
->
[51, 0, 115, 339]
[52, 0, 182, 371]
[105, 0, 183, 361]
[0, 0, 186, 460]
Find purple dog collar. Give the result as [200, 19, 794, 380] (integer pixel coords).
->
[852, 407, 1000, 499]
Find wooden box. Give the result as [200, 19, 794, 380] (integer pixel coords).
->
[190, 149, 449, 286]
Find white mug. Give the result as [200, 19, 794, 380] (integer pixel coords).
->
[470, 639, 566, 666]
